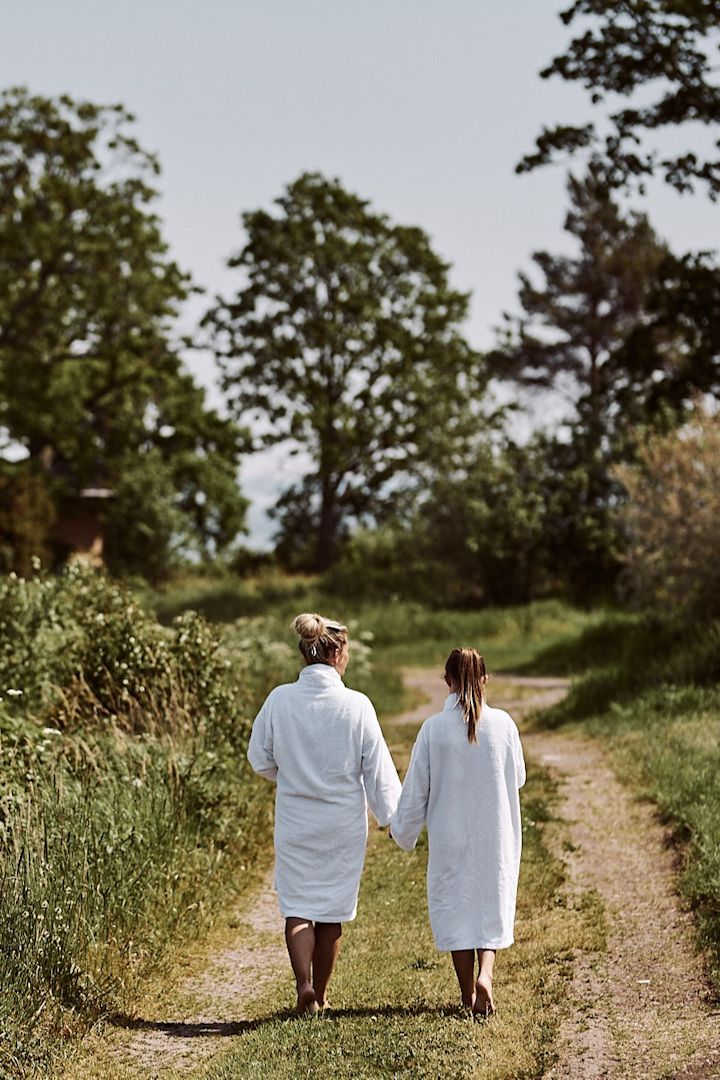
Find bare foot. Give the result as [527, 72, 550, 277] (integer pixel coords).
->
[473, 976, 495, 1019]
[296, 982, 319, 1017]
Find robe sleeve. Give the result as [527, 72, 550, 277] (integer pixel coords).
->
[514, 727, 526, 789]
[360, 700, 401, 826]
[390, 725, 430, 850]
[247, 692, 278, 781]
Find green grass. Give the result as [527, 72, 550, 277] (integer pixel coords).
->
[0, 568, 297, 1078]
[198, 704, 605, 1080]
[142, 574, 603, 675]
[141, 572, 319, 627]
[536, 613, 720, 995]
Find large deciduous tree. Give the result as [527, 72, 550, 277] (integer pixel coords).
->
[205, 172, 487, 569]
[0, 87, 247, 577]
[518, 0, 720, 198]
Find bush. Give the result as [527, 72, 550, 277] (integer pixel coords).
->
[0, 565, 298, 1075]
[616, 406, 720, 618]
[0, 467, 56, 576]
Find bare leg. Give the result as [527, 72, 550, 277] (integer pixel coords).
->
[312, 922, 342, 1006]
[285, 918, 319, 1015]
[474, 948, 496, 1017]
[451, 949, 476, 1009]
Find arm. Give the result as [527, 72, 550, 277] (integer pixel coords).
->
[390, 726, 430, 851]
[247, 693, 278, 781]
[360, 701, 402, 826]
[515, 727, 526, 790]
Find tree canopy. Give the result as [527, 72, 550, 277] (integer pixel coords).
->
[489, 171, 674, 594]
[518, 1, 720, 198]
[492, 170, 670, 447]
[0, 87, 246, 577]
[205, 172, 488, 569]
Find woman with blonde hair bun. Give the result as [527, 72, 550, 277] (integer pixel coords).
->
[391, 648, 525, 1018]
[248, 612, 401, 1015]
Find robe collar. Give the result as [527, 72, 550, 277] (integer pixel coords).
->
[443, 691, 460, 711]
[299, 663, 343, 685]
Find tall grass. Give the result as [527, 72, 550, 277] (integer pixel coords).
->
[536, 612, 720, 993]
[0, 567, 297, 1077]
[145, 572, 602, 674]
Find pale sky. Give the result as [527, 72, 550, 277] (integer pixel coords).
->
[2, 1, 716, 544]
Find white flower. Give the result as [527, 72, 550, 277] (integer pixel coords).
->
[6, 688, 23, 697]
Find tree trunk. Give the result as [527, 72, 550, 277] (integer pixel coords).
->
[315, 474, 339, 570]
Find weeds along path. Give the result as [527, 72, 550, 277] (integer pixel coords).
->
[65, 874, 287, 1079]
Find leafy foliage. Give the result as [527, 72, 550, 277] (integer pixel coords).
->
[519, 0, 720, 198]
[0, 87, 247, 579]
[488, 172, 675, 595]
[615, 404, 720, 617]
[0, 464, 56, 575]
[492, 170, 670, 441]
[205, 172, 488, 568]
[617, 250, 720, 414]
[0, 565, 298, 1074]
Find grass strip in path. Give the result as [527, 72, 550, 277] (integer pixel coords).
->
[199, 674, 603, 1080]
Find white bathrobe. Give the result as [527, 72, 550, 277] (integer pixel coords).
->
[247, 663, 401, 923]
[391, 693, 526, 951]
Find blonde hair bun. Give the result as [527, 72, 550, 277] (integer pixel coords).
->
[291, 612, 326, 642]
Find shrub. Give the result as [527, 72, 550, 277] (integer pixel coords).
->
[615, 406, 720, 618]
[0, 564, 298, 1075]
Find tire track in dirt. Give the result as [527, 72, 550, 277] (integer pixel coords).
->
[523, 729, 720, 1079]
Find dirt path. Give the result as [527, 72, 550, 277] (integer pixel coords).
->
[89, 669, 720, 1078]
[521, 729, 720, 1079]
[104, 875, 286, 1076]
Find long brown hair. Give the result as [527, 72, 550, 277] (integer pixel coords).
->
[445, 648, 487, 744]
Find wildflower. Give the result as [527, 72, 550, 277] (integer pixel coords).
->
[6, 688, 23, 697]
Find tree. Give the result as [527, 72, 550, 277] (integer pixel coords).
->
[414, 440, 552, 605]
[205, 172, 488, 569]
[519, 0, 720, 198]
[490, 171, 671, 592]
[0, 87, 247, 577]
[618, 250, 720, 416]
[492, 170, 670, 450]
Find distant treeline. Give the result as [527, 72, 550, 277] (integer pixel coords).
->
[2, 0, 720, 612]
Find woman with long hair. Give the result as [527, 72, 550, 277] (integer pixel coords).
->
[248, 612, 401, 1015]
[391, 648, 525, 1017]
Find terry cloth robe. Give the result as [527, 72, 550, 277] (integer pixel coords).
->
[247, 663, 401, 923]
[390, 693, 526, 951]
